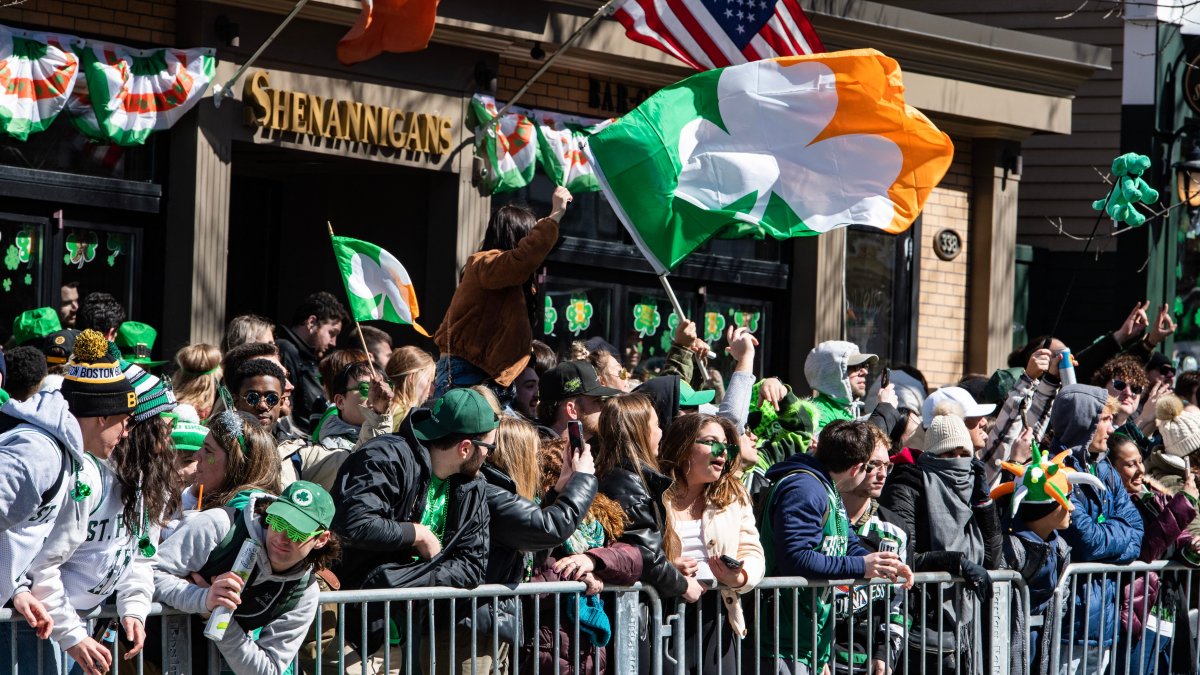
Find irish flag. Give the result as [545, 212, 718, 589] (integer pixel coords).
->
[330, 235, 429, 336]
[337, 0, 439, 65]
[584, 49, 954, 274]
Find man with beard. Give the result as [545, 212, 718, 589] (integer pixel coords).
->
[277, 292, 348, 434]
[833, 424, 909, 675]
[330, 388, 497, 666]
[799, 340, 903, 442]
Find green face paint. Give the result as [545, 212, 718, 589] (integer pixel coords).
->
[205, 456, 216, 465]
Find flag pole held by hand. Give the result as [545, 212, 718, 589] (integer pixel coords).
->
[328, 220, 379, 380]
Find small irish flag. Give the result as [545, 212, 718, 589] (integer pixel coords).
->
[330, 233, 429, 336]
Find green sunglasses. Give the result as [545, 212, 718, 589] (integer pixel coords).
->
[265, 513, 322, 543]
[697, 438, 732, 458]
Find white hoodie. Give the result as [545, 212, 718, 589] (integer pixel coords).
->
[0, 391, 88, 604]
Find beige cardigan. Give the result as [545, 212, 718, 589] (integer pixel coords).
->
[692, 498, 766, 637]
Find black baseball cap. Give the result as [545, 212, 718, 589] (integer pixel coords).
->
[1148, 351, 1175, 374]
[539, 360, 622, 404]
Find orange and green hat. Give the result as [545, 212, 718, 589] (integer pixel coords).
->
[990, 442, 1106, 516]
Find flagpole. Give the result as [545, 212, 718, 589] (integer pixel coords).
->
[490, 0, 622, 124]
[657, 274, 687, 320]
[211, 0, 314, 108]
[327, 221, 379, 381]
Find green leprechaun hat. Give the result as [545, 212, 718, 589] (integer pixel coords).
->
[990, 442, 1106, 515]
[114, 321, 166, 368]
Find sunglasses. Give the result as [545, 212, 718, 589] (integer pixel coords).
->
[471, 439, 496, 451]
[697, 438, 731, 458]
[240, 391, 281, 408]
[866, 460, 894, 474]
[1111, 379, 1144, 396]
[265, 513, 321, 543]
[349, 382, 372, 398]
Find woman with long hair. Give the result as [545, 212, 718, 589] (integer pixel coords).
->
[385, 345, 436, 425]
[190, 410, 282, 513]
[16, 361, 180, 673]
[172, 343, 222, 420]
[432, 188, 573, 407]
[596, 394, 700, 603]
[658, 413, 764, 674]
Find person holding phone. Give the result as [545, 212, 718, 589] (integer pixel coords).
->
[658, 413, 765, 674]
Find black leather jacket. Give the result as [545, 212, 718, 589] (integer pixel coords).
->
[598, 461, 687, 598]
[481, 462, 598, 584]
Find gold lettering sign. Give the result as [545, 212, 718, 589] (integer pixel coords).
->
[242, 71, 453, 155]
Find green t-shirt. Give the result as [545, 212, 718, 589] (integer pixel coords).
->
[420, 475, 450, 543]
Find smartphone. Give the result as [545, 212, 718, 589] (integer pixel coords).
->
[567, 420, 584, 455]
[719, 554, 744, 570]
[881, 368, 890, 388]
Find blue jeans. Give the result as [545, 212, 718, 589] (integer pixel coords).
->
[434, 356, 516, 409]
[0, 619, 63, 674]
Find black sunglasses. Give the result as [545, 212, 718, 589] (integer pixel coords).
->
[240, 391, 281, 408]
[471, 439, 496, 451]
[1111, 379, 1144, 396]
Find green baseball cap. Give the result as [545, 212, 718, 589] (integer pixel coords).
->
[115, 321, 166, 367]
[12, 307, 61, 346]
[170, 420, 210, 453]
[413, 388, 500, 442]
[266, 480, 335, 538]
[679, 381, 716, 408]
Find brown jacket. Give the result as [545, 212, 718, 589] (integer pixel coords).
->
[434, 216, 559, 387]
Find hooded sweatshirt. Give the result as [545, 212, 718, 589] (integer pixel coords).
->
[153, 493, 319, 675]
[0, 391, 88, 604]
[800, 341, 865, 437]
[633, 375, 681, 433]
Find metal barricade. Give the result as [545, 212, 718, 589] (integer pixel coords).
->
[655, 571, 1027, 675]
[1049, 561, 1200, 675]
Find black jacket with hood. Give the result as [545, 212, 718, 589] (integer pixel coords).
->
[275, 324, 326, 434]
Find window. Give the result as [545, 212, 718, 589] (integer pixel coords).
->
[844, 224, 918, 366]
[0, 216, 47, 340]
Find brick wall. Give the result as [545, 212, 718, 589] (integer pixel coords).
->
[496, 57, 658, 118]
[0, 0, 176, 46]
[916, 139, 973, 389]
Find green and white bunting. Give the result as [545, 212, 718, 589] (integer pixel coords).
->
[470, 94, 613, 194]
[74, 43, 215, 146]
[330, 234, 429, 336]
[0, 27, 82, 140]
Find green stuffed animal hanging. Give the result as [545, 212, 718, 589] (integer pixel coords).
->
[1092, 153, 1159, 227]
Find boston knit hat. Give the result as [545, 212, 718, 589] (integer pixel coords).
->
[266, 480, 336, 538]
[120, 358, 177, 423]
[115, 321, 166, 367]
[60, 329, 136, 418]
[170, 419, 209, 452]
[923, 409, 974, 455]
[43, 329, 79, 366]
[1156, 395, 1200, 458]
[12, 307, 61, 346]
[413, 388, 500, 442]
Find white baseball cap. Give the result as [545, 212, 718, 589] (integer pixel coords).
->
[921, 386, 996, 428]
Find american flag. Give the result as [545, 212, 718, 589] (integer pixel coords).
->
[613, 0, 825, 71]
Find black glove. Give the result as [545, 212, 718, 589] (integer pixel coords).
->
[958, 559, 993, 603]
[970, 459, 991, 506]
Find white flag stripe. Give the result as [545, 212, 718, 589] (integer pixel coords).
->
[654, 4, 718, 70]
[748, 34, 778, 60]
[681, 3, 752, 67]
[773, 8, 815, 55]
[618, 2, 694, 66]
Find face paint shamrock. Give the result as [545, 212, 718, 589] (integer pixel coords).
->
[704, 310, 726, 343]
[1091, 153, 1159, 227]
[730, 309, 760, 333]
[566, 296, 593, 335]
[543, 296, 559, 336]
[106, 233, 126, 267]
[633, 302, 662, 338]
[13, 228, 32, 264]
[64, 231, 98, 269]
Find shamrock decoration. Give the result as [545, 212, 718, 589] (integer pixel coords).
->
[566, 296, 593, 335]
[633, 302, 662, 338]
[730, 309, 761, 332]
[2, 279, 11, 292]
[660, 312, 682, 353]
[106, 233, 126, 267]
[1091, 153, 1159, 227]
[65, 231, 98, 269]
[704, 310, 727, 343]
[13, 227, 32, 264]
[4, 246, 18, 271]
[543, 296, 559, 336]
[22, 273, 30, 286]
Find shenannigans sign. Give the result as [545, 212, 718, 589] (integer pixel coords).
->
[242, 70, 452, 155]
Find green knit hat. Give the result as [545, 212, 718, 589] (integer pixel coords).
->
[115, 321, 166, 367]
[170, 419, 209, 452]
[12, 307, 61, 346]
[120, 358, 177, 423]
[60, 330, 136, 418]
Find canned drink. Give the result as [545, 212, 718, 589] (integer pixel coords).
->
[879, 538, 899, 555]
[1058, 347, 1076, 386]
[203, 539, 261, 641]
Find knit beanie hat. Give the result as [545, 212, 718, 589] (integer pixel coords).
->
[59, 330, 136, 418]
[120, 357, 177, 423]
[923, 402, 973, 455]
[170, 420, 209, 452]
[1156, 395, 1200, 458]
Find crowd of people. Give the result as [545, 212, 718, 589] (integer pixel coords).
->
[0, 186, 1196, 675]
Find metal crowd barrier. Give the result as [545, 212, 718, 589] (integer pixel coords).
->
[1049, 561, 1200, 675]
[14, 565, 1200, 675]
